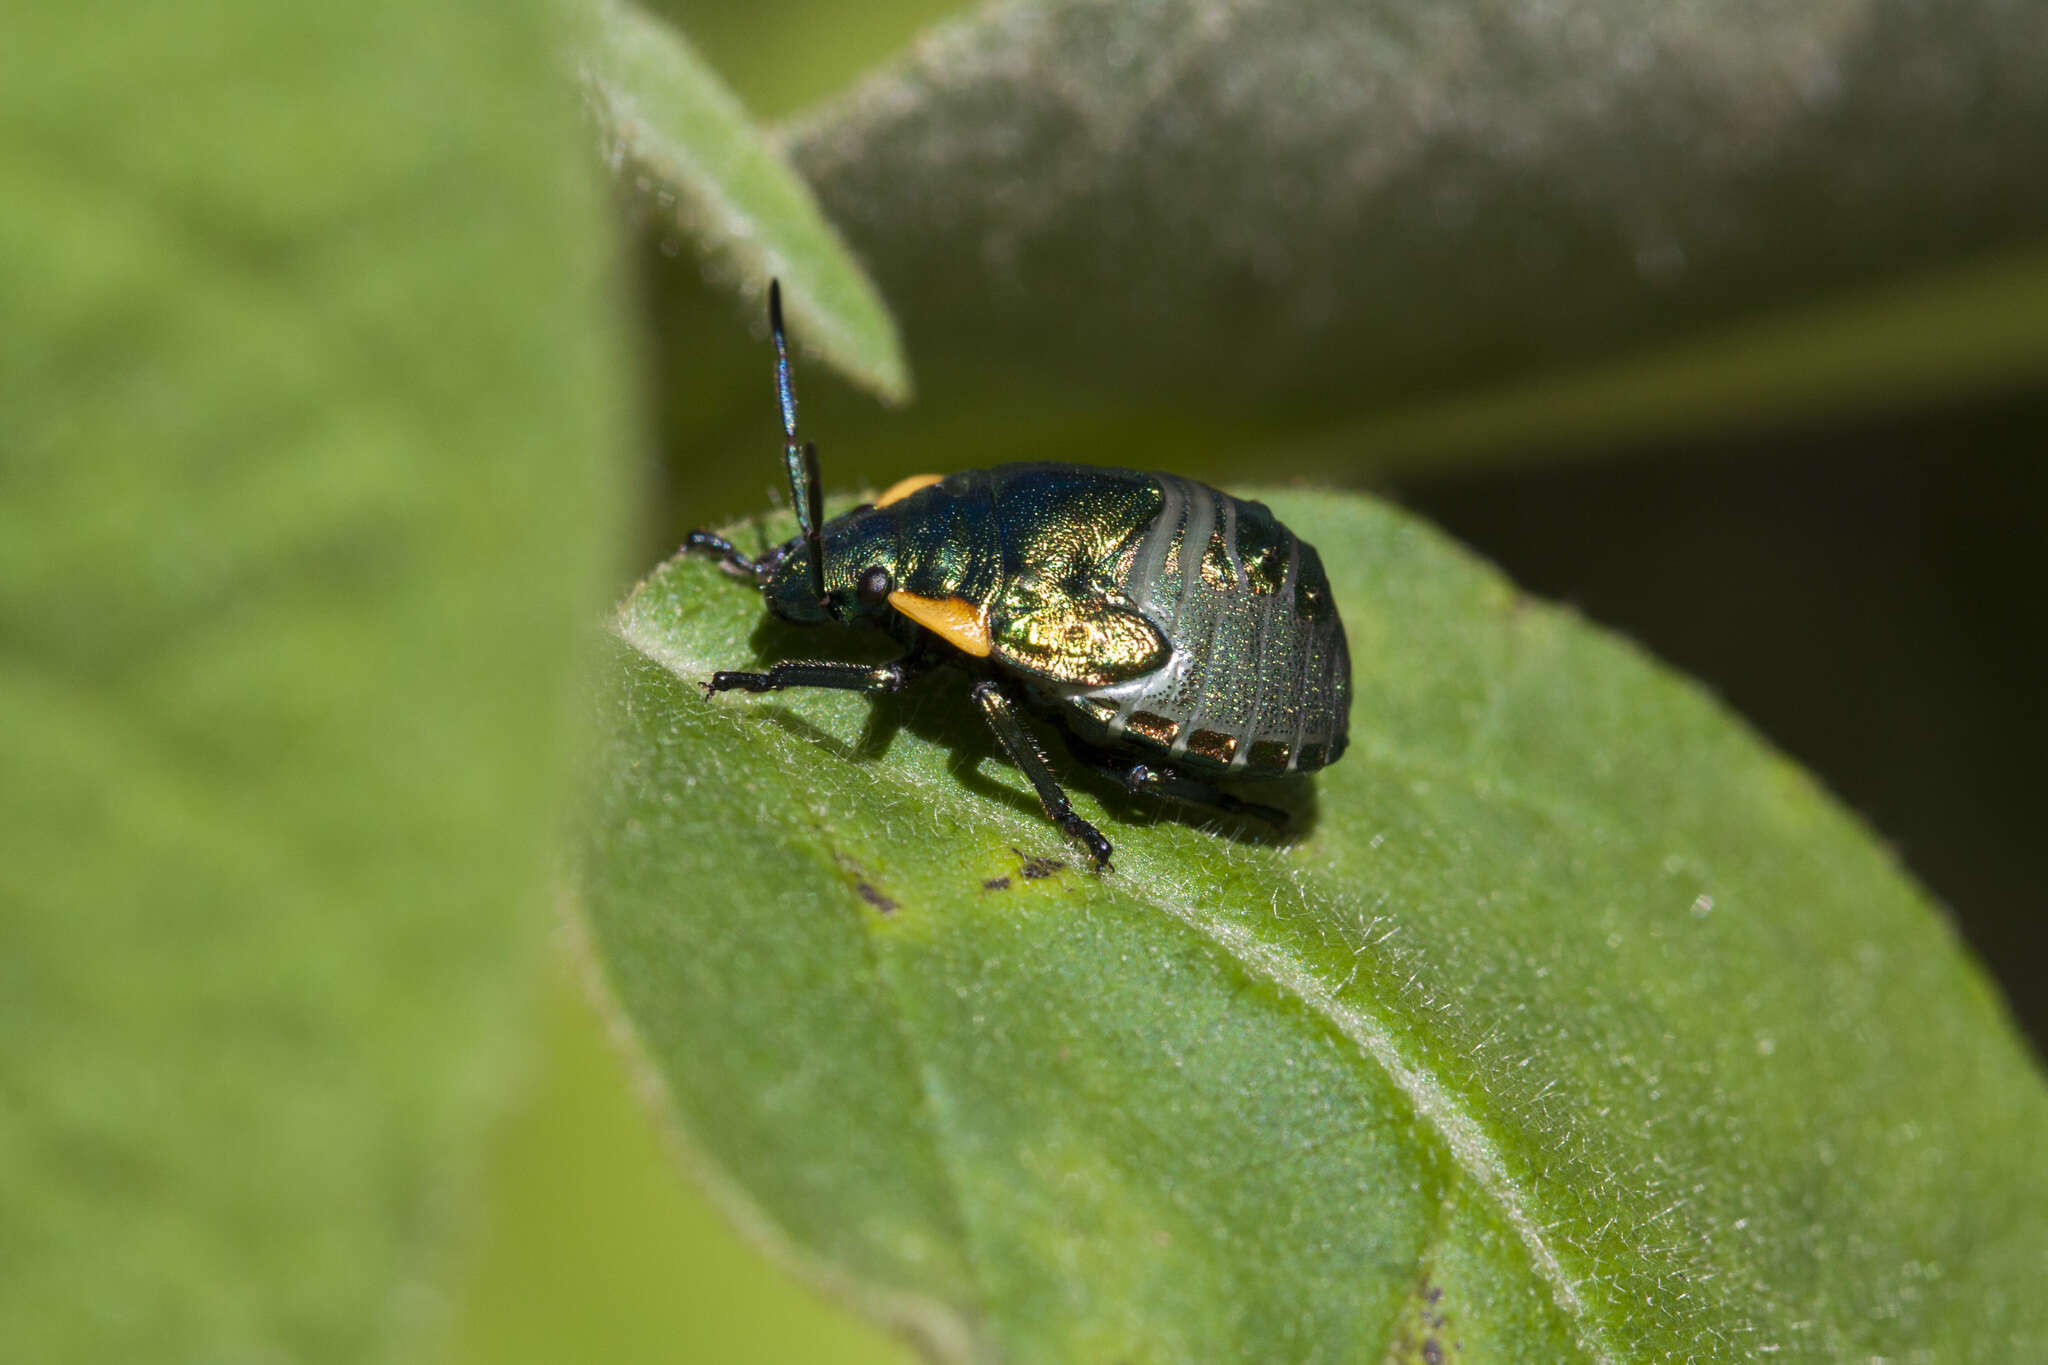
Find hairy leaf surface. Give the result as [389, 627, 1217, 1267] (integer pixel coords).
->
[583, 491, 2048, 1361]
[780, 0, 2048, 453]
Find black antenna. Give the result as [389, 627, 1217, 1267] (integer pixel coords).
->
[770, 281, 826, 607]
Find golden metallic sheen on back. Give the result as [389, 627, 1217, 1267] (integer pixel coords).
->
[1031, 469, 1351, 778]
[991, 589, 1170, 686]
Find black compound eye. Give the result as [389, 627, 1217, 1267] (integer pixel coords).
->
[856, 565, 894, 609]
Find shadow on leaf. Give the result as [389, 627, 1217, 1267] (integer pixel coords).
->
[724, 603, 1322, 855]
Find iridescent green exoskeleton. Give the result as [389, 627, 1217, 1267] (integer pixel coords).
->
[684, 283, 1351, 869]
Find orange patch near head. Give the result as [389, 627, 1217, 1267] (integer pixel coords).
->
[887, 590, 992, 657]
[875, 473, 945, 507]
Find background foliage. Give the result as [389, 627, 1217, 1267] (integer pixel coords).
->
[3, 0, 623, 1359]
[9, 0, 2044, 1360]
[476, 0, 2048, 1358]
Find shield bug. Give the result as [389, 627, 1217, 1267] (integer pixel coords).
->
[684, 282, 1351, 869]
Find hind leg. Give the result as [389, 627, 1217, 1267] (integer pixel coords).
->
[1068, 739, 1289, 827]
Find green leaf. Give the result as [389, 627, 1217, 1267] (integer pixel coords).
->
[648, 0, 970, 121]
[442, 962, 915, 1365]
[578, 0, 911, 402]
[0, 2, 625, 1359]
[582, 491, 2048, 1360]
[781, 0, 2048, 456]
[1297, 244, 2048, 476]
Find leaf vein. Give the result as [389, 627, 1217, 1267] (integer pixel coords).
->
[621, 610, 1618, 1363]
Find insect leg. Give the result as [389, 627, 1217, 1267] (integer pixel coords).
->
[708, 653, 933, 697]
[1069, 740, 1289, 827]
[682, 529, 771, 583]
[969, 680, 1114, 869]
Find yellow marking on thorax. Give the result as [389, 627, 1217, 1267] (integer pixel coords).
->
[887, 590, 991, 657]
[875, 473, 945, 507]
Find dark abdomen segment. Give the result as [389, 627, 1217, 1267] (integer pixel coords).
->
[1067, 475, 1350, 778]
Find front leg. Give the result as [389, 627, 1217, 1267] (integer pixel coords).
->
[706, 653, 931, 697]
[682, 529, 790, 585]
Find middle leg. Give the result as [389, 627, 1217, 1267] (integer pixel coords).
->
[969, 680, 1114, 869]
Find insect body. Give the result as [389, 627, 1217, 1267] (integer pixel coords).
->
[686, 283, 1350, 868]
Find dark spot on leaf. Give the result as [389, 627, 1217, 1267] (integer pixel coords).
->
[982, 876, 1012, 891]
[1381, 1277, 1458, 1363]
[830, 851, 898, 914]
[1012, 847, 1063, 880]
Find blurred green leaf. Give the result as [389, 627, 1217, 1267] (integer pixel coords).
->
[780, 0, 2048, 459]
[644, 0, 969, 120]
[1301, 243, 2048, 476]
[583, 491, 2048, 1360]
[0, 1, 625, 1359]
[579, 0, 910, 402]
[442, 959, 914, 1365]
